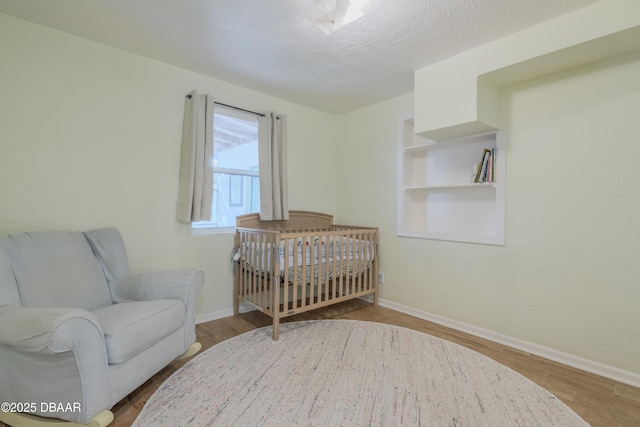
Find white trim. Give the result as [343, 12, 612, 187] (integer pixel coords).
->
[190, 226, 234, 235]
[377, 298, 640, 388]
[195, 297, 640, 388]
[195, 303, 254, 324]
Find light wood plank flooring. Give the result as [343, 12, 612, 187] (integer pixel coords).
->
[5, 300, 640, 426]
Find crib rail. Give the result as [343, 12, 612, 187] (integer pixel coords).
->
[234, 225, 378, 339]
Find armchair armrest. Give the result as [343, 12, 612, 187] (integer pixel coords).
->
[0, 305, 110, 424]
[0, 305, 104, 354]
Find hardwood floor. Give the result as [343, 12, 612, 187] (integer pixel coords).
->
[4, 300, 639, 426]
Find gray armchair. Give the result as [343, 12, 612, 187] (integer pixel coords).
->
[0, 227, 204, 426]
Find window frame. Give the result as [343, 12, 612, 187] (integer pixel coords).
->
[191, 105, 260, 232]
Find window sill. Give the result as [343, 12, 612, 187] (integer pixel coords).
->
[191, 226, 235, 236]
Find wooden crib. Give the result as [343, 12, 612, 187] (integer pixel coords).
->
[233, 211, 379, 339]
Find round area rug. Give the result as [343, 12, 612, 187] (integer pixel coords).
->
[133, 320, 589, 426]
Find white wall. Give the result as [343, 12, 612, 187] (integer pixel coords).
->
[501, 51, 640, 373]
[0, 13, 338, 316]
[2, 4, 640, 382]
[337, 51, 640, 378]
[414, 0, 640, 139]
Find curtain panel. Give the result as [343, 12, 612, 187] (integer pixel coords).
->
[176, 91, 214, 223]
[258, 113, 289, 221]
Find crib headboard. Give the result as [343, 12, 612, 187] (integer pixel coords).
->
[236, 211, 334, 231]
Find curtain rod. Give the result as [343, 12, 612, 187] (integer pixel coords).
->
[186, 94, 265, 117]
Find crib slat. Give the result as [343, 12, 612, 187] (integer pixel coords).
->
[261, 233, 269, 312]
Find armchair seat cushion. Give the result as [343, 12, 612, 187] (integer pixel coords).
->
[92, 299, 185, 364]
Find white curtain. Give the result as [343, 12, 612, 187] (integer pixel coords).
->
[176, 90, 214, 223]
[258, 112, 289, 221]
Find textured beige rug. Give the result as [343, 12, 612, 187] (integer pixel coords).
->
[133, 320, 589, 426]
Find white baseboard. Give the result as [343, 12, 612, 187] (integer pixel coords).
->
[195, 297, 640, 388]
[195, 303, 254, 324]
[377, 298, 640, 389]
[196, 309, 232, 324]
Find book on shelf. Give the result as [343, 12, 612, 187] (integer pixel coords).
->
[485, 150, 493, 182]
[474, 148, 495, 183]
[490, 147, 495, 182]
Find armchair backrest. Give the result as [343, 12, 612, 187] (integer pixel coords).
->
[0, 230, 114, 310]
[84, 227, 130, 302]
[0, 245, 20, 306]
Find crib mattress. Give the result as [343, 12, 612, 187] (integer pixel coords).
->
[237, 238, 375, 286]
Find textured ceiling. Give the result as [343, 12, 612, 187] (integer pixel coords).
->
[0, 0, 600, 114]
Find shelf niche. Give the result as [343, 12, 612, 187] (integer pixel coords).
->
[397, 118, 505, 245]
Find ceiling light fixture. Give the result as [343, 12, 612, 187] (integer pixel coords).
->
[304, 0, 369, 34]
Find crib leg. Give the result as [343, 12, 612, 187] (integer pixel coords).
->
[233, 294, 239, 316]
[233, 274, 239, 316]
[272, 316, 280, 340]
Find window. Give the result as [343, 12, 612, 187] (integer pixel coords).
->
[192, 106, 260, 229]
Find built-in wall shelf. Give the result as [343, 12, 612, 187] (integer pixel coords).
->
[397, 118, 505, 245]
[405, 182, 496, 191]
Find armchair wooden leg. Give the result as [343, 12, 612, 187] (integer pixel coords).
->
[0, 409, 113, 427]
[175, 341, 202, 360]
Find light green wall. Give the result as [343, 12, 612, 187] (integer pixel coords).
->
[414, 0, 640, 140]
[337, 51, 640, 376]
[401, 0, 640, 378]
[2, 3, 640, 379]
[502, 52, 640, 374]
[0, 13, 338, 315]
